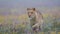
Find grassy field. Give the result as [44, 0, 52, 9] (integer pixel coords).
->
[0, 14, 60, 34]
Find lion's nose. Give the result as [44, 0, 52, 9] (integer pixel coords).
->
[29, 15, 31, 18]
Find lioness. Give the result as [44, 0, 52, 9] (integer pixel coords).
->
[27, 8, 44, 32]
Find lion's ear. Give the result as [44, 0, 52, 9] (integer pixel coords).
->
[32, 8, 35, 11]
[27, 8, 30, 10]
[27, 8, 36, 11]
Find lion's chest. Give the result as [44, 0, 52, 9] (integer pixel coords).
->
[30, 17, 36, 27]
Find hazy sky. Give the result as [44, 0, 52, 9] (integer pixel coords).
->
[0, 0, 60, 8]
[0, 0, 60, 15]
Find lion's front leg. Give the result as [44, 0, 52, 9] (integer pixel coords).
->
[32, 23, 40, 32]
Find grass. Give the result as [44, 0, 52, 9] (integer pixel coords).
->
[0, 14, 60, 34]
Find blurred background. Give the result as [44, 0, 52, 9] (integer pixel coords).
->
[0, 0, 60, 34]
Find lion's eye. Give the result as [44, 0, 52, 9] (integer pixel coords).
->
[28, 12, 29, 14]
[31, 12, 33, 14]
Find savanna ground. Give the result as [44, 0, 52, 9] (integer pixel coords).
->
[0, 13, 60, 34]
